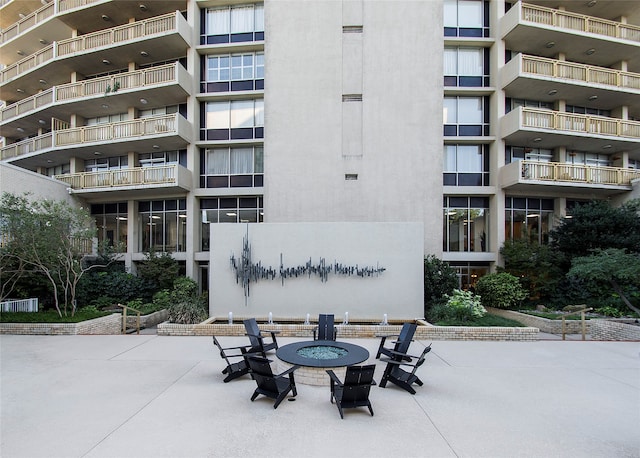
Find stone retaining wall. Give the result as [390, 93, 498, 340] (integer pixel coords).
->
[0, 313, 121, 335]
[126, 309, 168, 329]
[590, 319, 640, 341]
[487, 307, 589, 334]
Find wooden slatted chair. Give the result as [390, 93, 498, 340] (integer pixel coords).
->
[375, 322, 417, 361]
[326, 364, 376, 419]
[313, 313, 337, 341]
[246, 355, 299, 409]
[379, 344, 432, 395]
[212, 336, 250, 383]
[243, 318, 279, 356]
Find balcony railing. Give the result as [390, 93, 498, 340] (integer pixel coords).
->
[0, 0, 56, 43]
[2, 63, 183, 122]
[0, 114, 179, 160]
[519, 160, 640, 186]
[520, 54, 640, 90]
[1, 11, 182, 84]
[520, 107, 640, 139]
[521, 2, 640, 43]
[56, 165, 182, 190]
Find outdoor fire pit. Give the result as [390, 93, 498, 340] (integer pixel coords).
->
[276, 340, 370, 386]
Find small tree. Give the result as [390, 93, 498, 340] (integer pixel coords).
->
[137, 250, 180, 291]
[424, 255, 458, 302]
[567, 248, 640, 316]
[0, 192, 115, 316]
[475, 272, 527, 309]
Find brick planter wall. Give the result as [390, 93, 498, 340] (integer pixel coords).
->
[0, 313, 121, 335]
[590, 319, 640, 341]
[157, 317, 538, 341]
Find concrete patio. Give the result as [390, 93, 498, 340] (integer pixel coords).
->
[1, 334, 638, 458]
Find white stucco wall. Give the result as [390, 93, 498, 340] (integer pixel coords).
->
[263, 0, 443, 257]
[0, 163, 78, 206]
[210, 222, 424, 320]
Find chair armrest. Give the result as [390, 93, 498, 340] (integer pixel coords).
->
[375, 333, 400, 338]
[325, 370, 343, 386]
[277, 365, 300, 377]
[380, 357, 416, 367]
[384, 348, 420, 359]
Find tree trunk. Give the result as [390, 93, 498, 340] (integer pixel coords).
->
[610, 279, 640, 316]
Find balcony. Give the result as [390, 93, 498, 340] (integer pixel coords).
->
[0, 11, 191, 100]
[501, 2, 640, 72]
[1, 114, 192, 168]
[55, 164, 192, 199]
[502, 54, 640, 111]
[1, 63, 190, 133]
[501, 107, 640, 153]
[501, 159, 640, 196]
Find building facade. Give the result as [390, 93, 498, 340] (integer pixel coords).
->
[1, 0, 639, 292]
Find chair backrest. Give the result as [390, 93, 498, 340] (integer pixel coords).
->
[243, 318, 263, 348]
[343, 364, 376, 386]
[394, 323, 417, 353]
[410, 345, 432, 374]
[317, 314, 335, 340]
[212, 336, 228, 362]
[246, 355, 278, 392]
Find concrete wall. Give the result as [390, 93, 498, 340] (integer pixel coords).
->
[263, 0, 443, 256]
[0, 163, 79, 206]
[209, 222, 424, 320]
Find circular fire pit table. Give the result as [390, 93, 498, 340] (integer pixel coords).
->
[276, 340, 370, 386]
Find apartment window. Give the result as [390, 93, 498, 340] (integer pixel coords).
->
[565, 105, 611, 117]
[443, 96, 489, 136]
[201, 52, 264, 92]
[444, 144, 489, 186]
[201, 4, 264, 44]
[139, 150, 186, 167]
[505, 98, 553, 113]
[505, 197, 554, 244]
[138, 199, 187, 252]
[91, 202, 128, 250]
[200, 146, 263, 188]
[449, 262, 490, 290]
[45, 163, 70, 177]
[444, 0, 489, 37]
[629, 159, 639, 170]
[505, 146, 553, 164]
[444, 47, 489, 87]
[443, 196, 489, 252]
[564, 151, 610, 167]
[86, 113, 128, 125]
[200, 196, 263, 250]
[201, 99, 264, 140]
[85, 156, 128, 172]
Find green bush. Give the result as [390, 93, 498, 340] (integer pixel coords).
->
[168, 301, 208, 324]
[166, 277, 208, 324]
[428, 289, 485, 322]
[595, 306, 623, 318]
[475, 272, 527, 309]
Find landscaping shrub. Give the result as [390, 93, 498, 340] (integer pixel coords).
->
[475, 272, 527, 309]
[166, 277, 208, 324]
[428, 289, 485, 322]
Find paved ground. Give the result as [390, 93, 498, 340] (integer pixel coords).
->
[1, 334, 638, 458]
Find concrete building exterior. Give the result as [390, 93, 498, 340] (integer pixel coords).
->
[1, 1, 639, 307]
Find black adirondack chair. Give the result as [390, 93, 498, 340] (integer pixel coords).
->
[379, 344, 432, 395]
[243, 318, 279, 356]
[212, 336, 250, 383]
[326, 365, 376, 419]
[375, 322, 417, 361]
[313, 314, 337, 341]
[246, 355, 299, 409]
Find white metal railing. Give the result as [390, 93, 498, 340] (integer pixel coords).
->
[58, 0, 103, 13]
[521, 3, 640, 43]
[56, 165, 179, 189]
[1, 114, 177, 160]
[1, 11, 180, 84]
[521, 108, 640, 139]
[1, 1, 56, 43]
[520, 55, 640, 90]
[1, 298, 39, 313]
[2, 63, 179, 123]
[520, 160, 640, 186]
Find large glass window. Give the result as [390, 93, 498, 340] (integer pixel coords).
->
[202, 4, 264, 44]
[443, 196, 489, 252]
[444, 47, 489, 87]
[200, 146, 263, 188]
[138, 150, 186, 167]
[200, 196, 263, 250]
[201, 99, 264, 140]
[444, 144, 489, 186]
[85, 156, 128, 172]
[505, 197, 554, 244]
[443, 96, 489, 136]
[202, 52, 264, 92]
[138, 199, 186, 252]
[91, 202, 128, 250]
[444, 0, 488, 37]
[46, 163, 70, 177]
[448, 262, 490, 291]
[505, 146, 553, 164]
